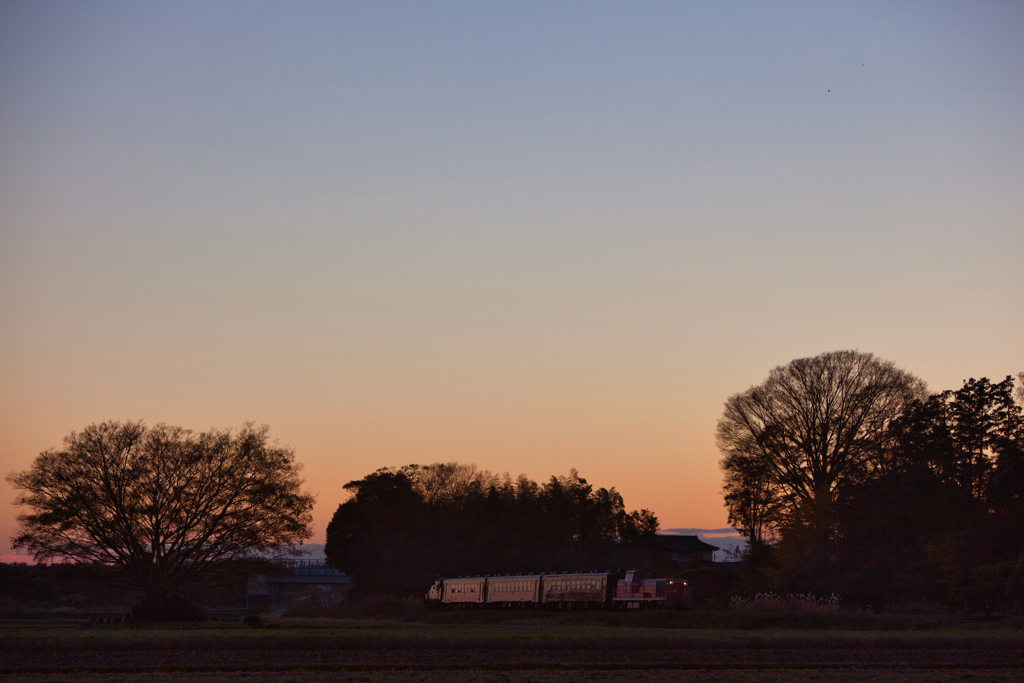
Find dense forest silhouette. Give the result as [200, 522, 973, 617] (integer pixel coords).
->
[324, 464, 661, 595]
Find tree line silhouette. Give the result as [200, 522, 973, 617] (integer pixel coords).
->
[6, 357, 1020, 614]
[721, 352, 1024, 612]
[324, 464, 661, 595]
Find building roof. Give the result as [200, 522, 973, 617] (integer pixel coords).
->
[656, 534, 720, 553]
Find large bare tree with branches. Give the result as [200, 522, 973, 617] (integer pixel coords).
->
[7, 421, 315, 602]
[718, 350, 927, 546]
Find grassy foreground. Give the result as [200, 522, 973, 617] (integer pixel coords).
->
[2, 621, 1024, 652]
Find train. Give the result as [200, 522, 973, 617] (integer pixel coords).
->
[425, 569, 692, 610]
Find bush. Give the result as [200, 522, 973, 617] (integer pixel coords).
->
[282, 594, 427, 620]
[348, 595, 425, 618]
[132, 595, 207, 622]
[281, 596, 328, 618]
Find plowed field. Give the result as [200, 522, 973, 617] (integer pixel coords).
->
[1, 624, 1021, 682]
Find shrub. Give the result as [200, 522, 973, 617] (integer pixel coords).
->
[132, 595, 207, 622]
[339, 595, 426, 618]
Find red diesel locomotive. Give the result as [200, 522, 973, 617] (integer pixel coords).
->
[425, 569, 691, 610]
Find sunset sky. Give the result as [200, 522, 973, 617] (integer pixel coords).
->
[1, 1, 1021, 560]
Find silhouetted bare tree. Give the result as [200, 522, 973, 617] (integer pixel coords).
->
[7, 421, 315, 602]
[717, 350, 927, 558]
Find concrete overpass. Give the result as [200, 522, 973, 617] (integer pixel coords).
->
[246, 559, 350, 611]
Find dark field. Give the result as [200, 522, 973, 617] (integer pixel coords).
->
[4, 672, 1024, 683]
[2, 618, 1023, 683]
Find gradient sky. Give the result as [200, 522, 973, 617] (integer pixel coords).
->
[1, 1, 1022, 559]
